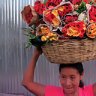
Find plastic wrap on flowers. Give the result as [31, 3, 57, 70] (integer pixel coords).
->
[43, 8, 61, 28]
[88, 5, 96, 23]
[21, 0, 96, 64]
[43, 1, 74, 28]
[21, 5, 38, 26]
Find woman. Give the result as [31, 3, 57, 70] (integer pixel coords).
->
[22, 47, 96, 96]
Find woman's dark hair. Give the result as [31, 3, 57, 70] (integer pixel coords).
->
[59, 62, 84, 88]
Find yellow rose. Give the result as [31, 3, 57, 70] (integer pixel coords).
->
[52, 9, 59, 17]
[49, 37, 58, 41]
[52, 17, 60, 27]
[57, 6, 65, 11]
[67, 27, 80, 37]
[41, 36, 47, 41]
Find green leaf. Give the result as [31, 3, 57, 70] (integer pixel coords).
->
[30, 34, 36, 39]
[30, 25, 36, 31]
[43, 0, 47, 4]
[22, 28, 34, 34]
[76, 2, 86, 14]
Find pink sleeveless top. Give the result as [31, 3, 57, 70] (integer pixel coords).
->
[45, 85, 94, 96]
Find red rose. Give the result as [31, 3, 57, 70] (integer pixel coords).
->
[46, 0, 62, 8]
[21, 5, 38, 26]
[62, 21, 86, 38]
[69, 0, 82, 4]
[34, 1, 46, 15]
[79, 30, 85, 38]
[89, 6, 96, 22]
[83, 0, 89, 3]
[64, 14, 78, 23]
[44, 10, 56, 23]
[58, 3, 73, 17]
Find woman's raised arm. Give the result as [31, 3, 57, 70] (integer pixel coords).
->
[22, 47, 45, 96]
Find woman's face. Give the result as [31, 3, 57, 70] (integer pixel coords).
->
[59, 67, 83, 95]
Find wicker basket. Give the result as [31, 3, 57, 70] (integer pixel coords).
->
[42, 39, 96, 64]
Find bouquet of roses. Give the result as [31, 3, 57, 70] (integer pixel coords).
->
[21, 0, 96, 47]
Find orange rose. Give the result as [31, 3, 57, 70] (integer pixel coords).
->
[62, 21, 86, 38]
[67, 27, 80, 37]
[86, 23, 96, 38]
[21, 5, 38, 26]
[36, 24, 51, 36]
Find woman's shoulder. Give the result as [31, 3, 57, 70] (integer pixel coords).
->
[79, 85, 94, 96]
[84, 84, 93, 89]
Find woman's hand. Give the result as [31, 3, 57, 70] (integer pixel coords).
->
[34, 47, 42, 57]
[32, 47, 42, 61]
[30, 47, 42, 64]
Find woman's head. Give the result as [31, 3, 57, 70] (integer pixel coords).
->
[59, 62, 84, 95]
